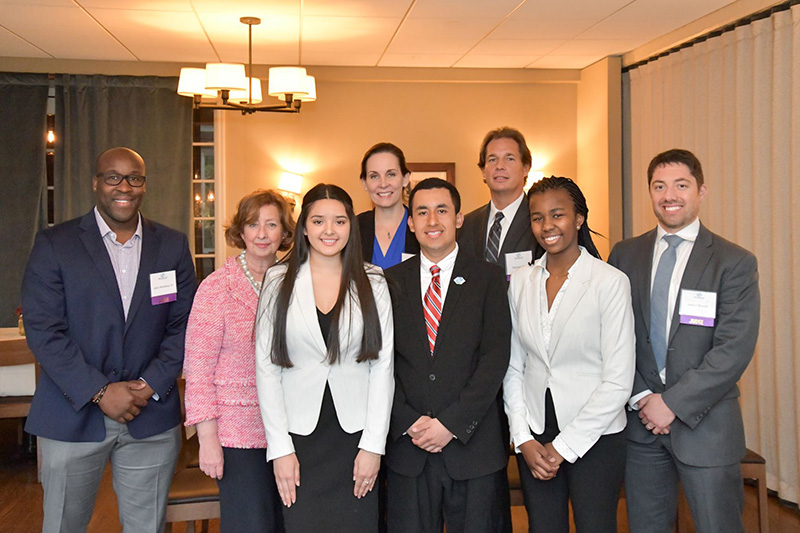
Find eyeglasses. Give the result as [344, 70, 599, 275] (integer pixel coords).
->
[97, 173, 147, 187]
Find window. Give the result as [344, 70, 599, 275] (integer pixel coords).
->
[191, 108, 216, 281]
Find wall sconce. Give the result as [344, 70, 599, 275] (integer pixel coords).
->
[46, 114, 55, 146]
[524, 170, 545, 192]
[278, 171, 303, 210]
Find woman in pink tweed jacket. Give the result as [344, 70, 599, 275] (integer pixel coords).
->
[184, 189, 295, 533]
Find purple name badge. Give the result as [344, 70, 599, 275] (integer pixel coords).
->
[680, 314, 714, 327]
[151, 293, 177, 305]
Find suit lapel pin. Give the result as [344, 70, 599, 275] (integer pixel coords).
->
[454, 276, 466, 285]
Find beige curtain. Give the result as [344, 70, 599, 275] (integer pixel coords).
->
[623, 5, 800, 503]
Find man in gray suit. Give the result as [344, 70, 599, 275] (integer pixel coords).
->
[608, 149, 760, 533]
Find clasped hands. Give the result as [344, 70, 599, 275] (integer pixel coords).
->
[519, 440, 564, 481]
[637, 393, 675, 435]
[408, 415, 453, 454]
[97, 380, 153, 424]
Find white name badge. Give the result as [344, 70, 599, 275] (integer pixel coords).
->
[679, 289, 717, 327]
[505, 250, 533, 280]
[150, 270, 177, 305]
[401, 253, 415, 263]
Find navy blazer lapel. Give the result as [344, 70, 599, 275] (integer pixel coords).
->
[434, 252, 472, 356]
[125, 216, 158, 331]
[668, 223, 714, 345]
[78, 211, 124, 321]
[475, 204, 491, 254]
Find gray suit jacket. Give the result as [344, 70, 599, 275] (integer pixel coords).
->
[608, 223, 760, 467]
[458, 199, 541, 272]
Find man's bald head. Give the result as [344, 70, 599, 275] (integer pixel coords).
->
[95, 147, 145, 177]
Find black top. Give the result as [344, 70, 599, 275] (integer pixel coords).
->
[316, 307, 333, 350]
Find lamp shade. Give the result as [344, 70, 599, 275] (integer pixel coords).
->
[229, 77, 263, 104]
[205, 63, 247, 91]
[177, 68, 217, 98]
[268, 67, 308, 97]
[278, 75, 316, 102]
[278, 172, 303, 194]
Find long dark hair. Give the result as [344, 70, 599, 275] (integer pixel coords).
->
[267, 184, 382, 368]
[527, 176, 603, 259]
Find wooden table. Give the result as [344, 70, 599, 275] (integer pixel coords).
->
[0, 328, 36, 416]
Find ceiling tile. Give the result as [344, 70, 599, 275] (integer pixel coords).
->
[528, 54, 605, 69]
[408, 0, 525, 19]
[79, 1, 192, 10]
[0, 26, 51, 58]
[378, 53, 461, 67]
[303, 0, 411, 17]
[198, 13, 300, 64]
[190, 0, 300, 17]
[488, 17, 597, 40]
[0, 0, 73, 6]
[511, 0, 632, 21]
[1, 5, 134, 60]
[552, 39, 643, 56]
[386, 18, 497, 55]
[453, 54, 542, 68]
[469, 39, 565, 56]
[89, 9, 216, 63]
[302, 16, 399, 55]
[302, 51, 381, 66]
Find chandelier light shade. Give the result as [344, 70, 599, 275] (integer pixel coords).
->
[279, 75, 316, 102]
[176, 16, 316, 115]
[229, 77, 263, 104]
[278, 172, 304, 195]
[267, 67, 308, 97]
[177, 68, 217, 98]
[204, 63, 247, 91]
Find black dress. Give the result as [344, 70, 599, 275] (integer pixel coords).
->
[281, 308, 379, 532]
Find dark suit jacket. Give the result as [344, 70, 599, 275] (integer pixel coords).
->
[608, 223, 759, 467]
[357, 208, 419, 262]
[22, 210, 197, 442]
[458, 198, 541, 272]
[384, 251, 511, 480]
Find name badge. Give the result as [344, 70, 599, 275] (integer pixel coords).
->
[150, 270, 177, 305]
[505, 250, 533, 280]
[679, 289, 716, 327]
[401, 253, 415, 263]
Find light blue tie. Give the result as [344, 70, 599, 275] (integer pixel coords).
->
[650, 235, 683, 372]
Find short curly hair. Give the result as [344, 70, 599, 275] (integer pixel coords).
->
[224, 189, 295, 251]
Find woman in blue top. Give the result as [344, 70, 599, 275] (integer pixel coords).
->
[356, 142, 419, 268]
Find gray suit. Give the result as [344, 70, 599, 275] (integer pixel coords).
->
[608, 223, 760, 533]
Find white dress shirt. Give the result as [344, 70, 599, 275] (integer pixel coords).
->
[629, 218, 700, 408]
[419, 244, 459, 305]
[94, 207, 142, 320]
[486, 192, 525, 251]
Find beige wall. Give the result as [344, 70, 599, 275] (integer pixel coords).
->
[221, 72, 579, 255]
[576, 57, 623, 259]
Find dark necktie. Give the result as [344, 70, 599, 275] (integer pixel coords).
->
[485, 211, 504, 264]
[650, 235, 683, 372]
[423, 265, 442, 356]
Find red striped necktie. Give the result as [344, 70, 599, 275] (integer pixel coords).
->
[423, 265, 442, 355]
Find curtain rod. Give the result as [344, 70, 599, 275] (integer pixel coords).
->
[623, 0, 799, 73]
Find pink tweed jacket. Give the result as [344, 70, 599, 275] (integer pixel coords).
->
[184, 255, 267, 449]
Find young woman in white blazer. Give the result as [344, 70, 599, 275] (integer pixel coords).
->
[504, 177, 635, 532]
[256, 184, 394, 532]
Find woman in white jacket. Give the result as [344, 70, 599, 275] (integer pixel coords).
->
[504, 176, 635, 532]
[256, 183, 394, 532]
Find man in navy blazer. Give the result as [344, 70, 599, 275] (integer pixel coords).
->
[608, 149, 760, 532]
[384, 178, 511, 533]
[22, 147, 197, 532]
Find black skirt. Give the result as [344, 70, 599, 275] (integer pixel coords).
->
[283, 383, 378, 532]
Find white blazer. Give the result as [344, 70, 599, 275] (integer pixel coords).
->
[503, 248, 635, 460]
[255, 261, 394, 461]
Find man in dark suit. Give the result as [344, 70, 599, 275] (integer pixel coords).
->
[384, 178, 511, 533]
[608, 149, 760, 533]
[22, 147, 197, 532]
[458, 126, 541, 277]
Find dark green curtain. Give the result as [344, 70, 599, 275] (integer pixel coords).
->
[55, 74, 192, 235]
[0, 73, 49, 327]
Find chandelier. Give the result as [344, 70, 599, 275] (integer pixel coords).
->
[177, 17, 316, 114]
